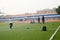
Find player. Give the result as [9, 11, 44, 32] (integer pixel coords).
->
[38, 16, 40, 23]
[9, 18, 13, 29]
[42, 16, 45, 24]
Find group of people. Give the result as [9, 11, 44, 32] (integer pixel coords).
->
[38, 16, 45, 24]
[9, 16, 45, 29]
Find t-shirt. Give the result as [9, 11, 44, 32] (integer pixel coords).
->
[9, 19, 13, 23]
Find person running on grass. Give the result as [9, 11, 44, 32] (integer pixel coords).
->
[9, 17, 13, 29]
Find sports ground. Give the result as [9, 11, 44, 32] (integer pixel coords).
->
[0, 22, 60, 40]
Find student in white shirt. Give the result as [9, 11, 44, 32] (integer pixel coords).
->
[9, 18, 13, 29]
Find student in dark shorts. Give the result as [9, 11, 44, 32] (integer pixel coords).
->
[42, 16, 45, 24]
[9, 18, 13, 29]
[38, 16, 40, 23]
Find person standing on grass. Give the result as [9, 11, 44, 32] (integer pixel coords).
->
[9, 18, 13, 29]
[38, 16, 40, 23]
[42, 16, 45, 24]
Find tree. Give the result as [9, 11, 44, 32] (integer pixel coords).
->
[56, 6, 60, 14]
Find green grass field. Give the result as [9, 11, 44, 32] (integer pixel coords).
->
[53, 27, 60, 40]
[0, 22, 60, 40]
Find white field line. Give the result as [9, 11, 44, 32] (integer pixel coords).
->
[49, 26, 60, 40]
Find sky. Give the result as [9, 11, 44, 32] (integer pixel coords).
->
[0, 0, 60, 15]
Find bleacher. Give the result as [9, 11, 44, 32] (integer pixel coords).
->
[0, 14, 60, 22]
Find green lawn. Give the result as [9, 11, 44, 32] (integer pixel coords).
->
[53, 27, 60, 40]
[0, 22, 60, 40]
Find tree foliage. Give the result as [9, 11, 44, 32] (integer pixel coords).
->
[56, 6, 60, 14]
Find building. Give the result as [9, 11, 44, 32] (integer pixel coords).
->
[0, 9, 60, 23]
[36, 9, 57, 15]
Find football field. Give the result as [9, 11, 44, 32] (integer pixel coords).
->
[0, 22, 60, 40]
